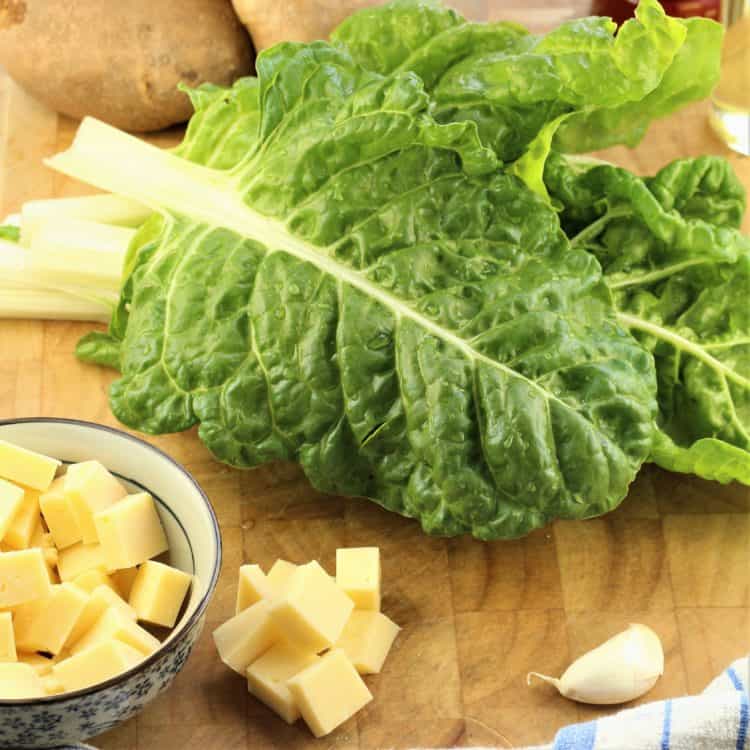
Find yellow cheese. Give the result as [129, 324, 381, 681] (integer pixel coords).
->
[41, 673, 64, 695]
[0, 548, 52, 607]
[57, 541, 108, 581]
[64, 461, 128, 543]
[128, 560, 192, 628]
[0, 479, 26, 542]
[0, 611, 16, 661]
[246, 641, 320, 724]
[71, 606, 160, 656]
[40, 477, 82, 549]
[270, 561, 353, 652]
[236, 564, 272, 614]
[30, 522, 56, 551]
[334, 610, 400, 675]
[267, 559, 297, 594]
[0, 440, 60, 491]
[42, 535, 60, 568]
[93, 492, 168, 570]
[18, 652, 56, 676]
[0, 661, 45, 698]
[71, 568, 117, 594]
[13, 582, 89, 655]
[53, 640, 144, 692]
[110, 566, 139, 599]
[2, 487, 40, 550]
[29, 522, 60, 583]
[335, 547, 381, 611]
[287, 649, 373, 738]
[67, 584, 137, 646]
[213, 599, 278, 675]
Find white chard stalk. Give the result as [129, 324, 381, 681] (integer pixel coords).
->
[527, 624, 664, 705]
[28, 218, 134, 291]
[20, 194, 149, 247]
[0, 289, 112, 322]
[0, 202, 134, 322]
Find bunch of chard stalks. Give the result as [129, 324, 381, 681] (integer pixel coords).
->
[0, 194, 149, 322]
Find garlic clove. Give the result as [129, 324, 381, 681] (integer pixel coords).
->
[527, 624, 664, 705]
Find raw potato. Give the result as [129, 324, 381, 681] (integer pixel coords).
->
[231, 0, 388, 50]
[0, 0, 253, 132]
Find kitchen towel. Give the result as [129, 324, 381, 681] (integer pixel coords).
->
[435, 655, 749, 750]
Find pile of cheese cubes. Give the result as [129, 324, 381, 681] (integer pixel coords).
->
[0, 439, 192, 698]
[213, 547, 400, 738]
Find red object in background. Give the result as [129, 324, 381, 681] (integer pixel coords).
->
[592, 0, 720, 23]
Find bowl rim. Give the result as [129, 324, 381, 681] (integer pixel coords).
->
[0, 416, 223, 706]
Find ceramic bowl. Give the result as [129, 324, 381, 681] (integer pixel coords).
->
[0, 418, 222, 749]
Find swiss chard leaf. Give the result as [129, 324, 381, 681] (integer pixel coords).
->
[555, 16, 723, 152]
[546, 152, 747, 232]
[78, 80, 265, 368]
[546, 153, 750, 484]
[64, 42, 657, 538]
[173, 78, 262, 169]
[0, 225, 20, 242]
[332, 0, 713, 172]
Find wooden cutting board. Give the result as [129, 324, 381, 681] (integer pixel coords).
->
[1, 6, 749, 745]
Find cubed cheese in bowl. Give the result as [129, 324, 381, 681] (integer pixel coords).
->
[0, 418, 221, 749]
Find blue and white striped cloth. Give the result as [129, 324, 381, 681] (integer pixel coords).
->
[524, 656, 750, 750]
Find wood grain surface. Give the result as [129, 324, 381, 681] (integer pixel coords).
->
[1, 3, 749, 745]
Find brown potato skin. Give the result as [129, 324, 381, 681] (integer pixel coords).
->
[0, 0, 254, 132]
[231, 0, 389, 51]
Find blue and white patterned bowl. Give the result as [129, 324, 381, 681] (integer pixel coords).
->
[0, 418, 222, 749]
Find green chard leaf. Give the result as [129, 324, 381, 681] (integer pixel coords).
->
[174, 77, 262, 169]
[332, 0, 717, 190]
[555, 16, 723, 152]
[0, 225, 20, 242]
[57, 42, 658, 539]
[546, 153, 750, 485]
[77, 79, 265, 369]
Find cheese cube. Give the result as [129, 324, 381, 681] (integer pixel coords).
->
[53, 640, 144, 692]
[29, 518, 57, 566]
[0, 548, 52, 607]
[288, 649, 373, 738]
[129, 560, 192, 628]
[72, 568, 117, 594]
[111, 566, 139, 599]
[0, 612, 16, 661]
[57, 542, 108, 581]
[0, 440, 60, 491]
[19, 652, 56, 676]
[0, 661, 45, 698]
[94, 493, 168, 570]
[334, 611, 400, 675]
[213, 599, 278, 675]
[3, 487, 41, 551]
[64, 461, 127, 543]
[267, 559, 297, 594]
[0, 479, 26, 542]
[71, 607, 160, 656]
[246, 641, 320, 724]
[44, 545, 59, 571]
[40, 477, 82, 549]
[29, 523, 60, 582]
[68, 584, 137, 646]
[42, 673, 64, 695]
[336, 547, 381, 610]
[236, 564, 272, 614]
[270, 561, 353, 652]
[13, 582, 89, 655]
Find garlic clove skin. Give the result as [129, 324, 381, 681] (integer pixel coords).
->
[527, 624, 664, 706]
